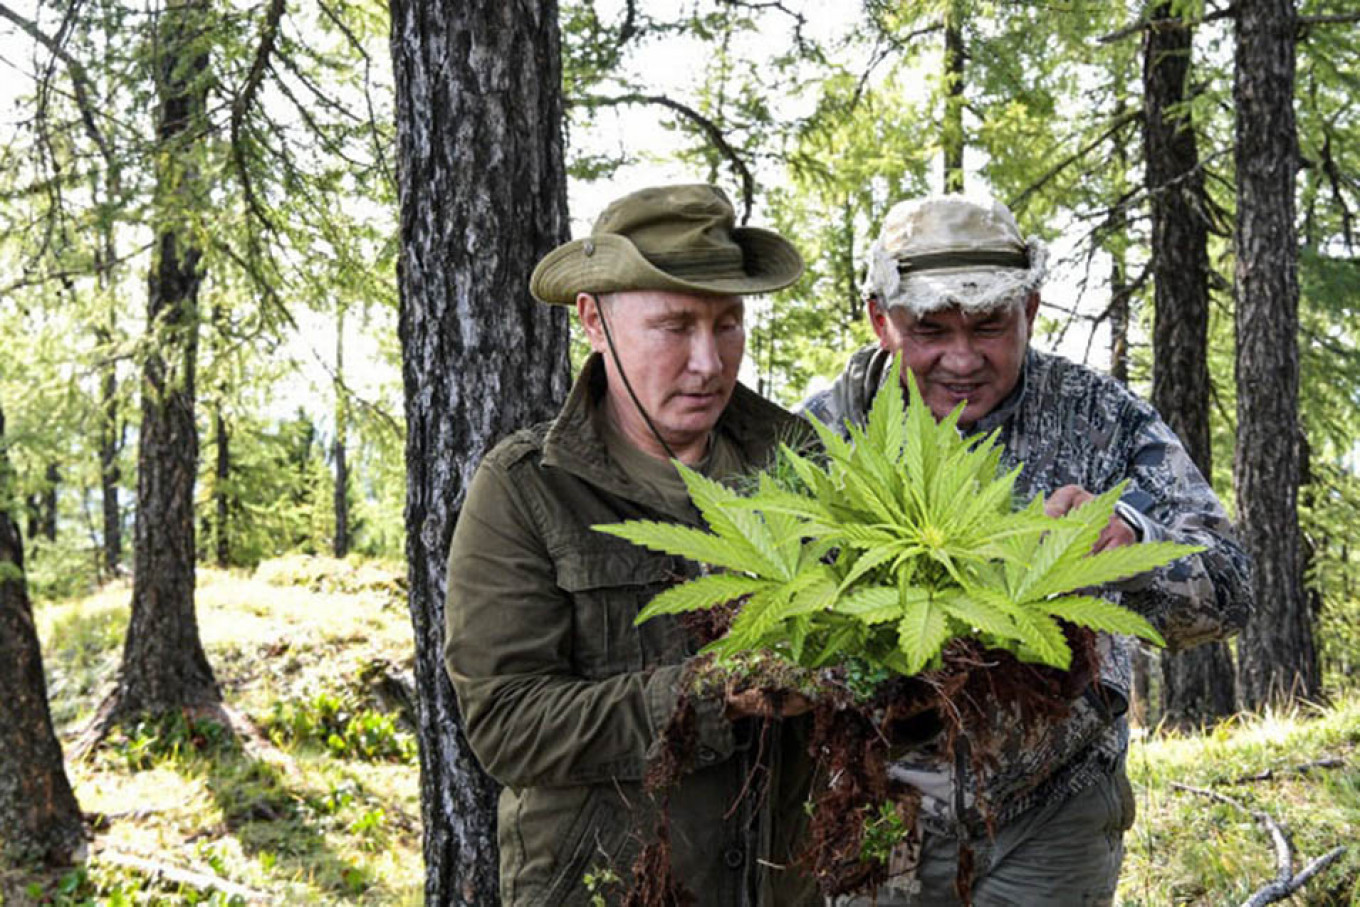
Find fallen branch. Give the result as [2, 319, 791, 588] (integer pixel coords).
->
[97, 849, 272, 903]
[1170, 782, 1347, 907]
[1225, 757, 1345, 785]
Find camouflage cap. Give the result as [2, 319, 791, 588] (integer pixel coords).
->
[863, 194, 1048, 314]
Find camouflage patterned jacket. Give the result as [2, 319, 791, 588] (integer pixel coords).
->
[801, 345, 1253, 836]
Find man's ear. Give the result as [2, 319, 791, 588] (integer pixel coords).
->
[1023, 291, 1041, 337]
[576, 293, 607, 353]
[867, 296, 891, 346]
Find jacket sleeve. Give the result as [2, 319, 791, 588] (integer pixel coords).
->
[443, 457, 738, 791]
[1112, 413, 1255, 652]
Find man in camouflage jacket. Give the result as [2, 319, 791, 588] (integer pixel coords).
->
[803, 195, 1253, 906]
[445, 185, 820, 906]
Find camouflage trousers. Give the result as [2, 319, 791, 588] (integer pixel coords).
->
[835, 759, 1136, 907]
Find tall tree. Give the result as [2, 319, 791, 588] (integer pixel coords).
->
[1233, 0, 1319, 707]
[0, 403, 84, 866]
[333, 303, 350, 559]
[942, 0, 965, 193]
[391, 0, 571, 901]
[98, 0, 221, 727]
[1143, 2, 1236, 727]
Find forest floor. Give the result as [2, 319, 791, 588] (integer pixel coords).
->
[2, 556, 1357, 905]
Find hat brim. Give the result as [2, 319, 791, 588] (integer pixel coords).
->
[529, 227, 804, 305]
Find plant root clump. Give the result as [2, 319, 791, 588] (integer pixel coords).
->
[803, 625, 1102, 900]
[621, 819, 696, 907]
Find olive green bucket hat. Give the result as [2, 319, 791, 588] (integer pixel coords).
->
[529, 183, 804, 305]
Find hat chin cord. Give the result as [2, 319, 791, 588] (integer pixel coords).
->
[591, 293, 684, 464]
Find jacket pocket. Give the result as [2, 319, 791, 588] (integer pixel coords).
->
[555, 538, 672, 678]
[541, 785, 634, 906]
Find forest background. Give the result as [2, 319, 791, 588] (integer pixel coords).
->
[0, 0, 1358, 903]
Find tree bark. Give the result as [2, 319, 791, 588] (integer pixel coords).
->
[210, 304, 230, 569]
[1143, 2, 1237, 727]
[391, 1, 571, 903]
[97, 322, 122, 578]
[942, 1, 965, 194]
[0, 404, 85, 866]
[333, 305, 349, 559]
[1233, 0, 1319, 707]
[109, 0, 220, 720]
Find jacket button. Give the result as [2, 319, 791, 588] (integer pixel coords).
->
[697, 746, 719, 765]
[723, 846, 744, 869]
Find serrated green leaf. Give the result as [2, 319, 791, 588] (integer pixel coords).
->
[676, 464, 787, 579]
[833, 584, 899, 623]
[1009, 609, 1072, 669]
[594, 521, 771, 576]
[635, 573, 770, 623]
[896, 589, 949, 675]
[937, 591, 1018, 638]
[1042, 595, 1166, 646]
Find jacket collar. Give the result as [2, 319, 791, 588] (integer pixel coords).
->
[541, 353, 802, 519]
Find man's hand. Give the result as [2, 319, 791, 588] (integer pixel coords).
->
[723, 688, 813, 720]
[1044, 484, 1137, 553]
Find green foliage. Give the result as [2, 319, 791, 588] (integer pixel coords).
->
[859, 800, 910, 866]
[265, 690, 416, 764]
[113, 713, 238, 772]
[598, 357, 1198, 676]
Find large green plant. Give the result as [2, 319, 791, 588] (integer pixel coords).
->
[596, 357, 1200, 677]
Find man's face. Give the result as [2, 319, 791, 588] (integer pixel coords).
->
[869, 293, 1039, 426]
[578, 289, 745, 462]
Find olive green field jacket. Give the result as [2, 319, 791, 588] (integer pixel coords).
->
[445, 355, 820, 906]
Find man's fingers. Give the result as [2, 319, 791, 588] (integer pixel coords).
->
[1044, 484, 1093, 517]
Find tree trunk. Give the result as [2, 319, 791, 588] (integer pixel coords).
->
[0, 404, 85, 866]
[391, 1, 571, 903]
[40, 462, 59, 542]
[1233, 0, 1319, 708]
[333, 305, 349, 559]
[109, 0, 220, 720]
[97, 324, 122, 578]
[210, 304, 230, 569]
[942, 2, 965, 194]
[1143, 2, 1236, 727]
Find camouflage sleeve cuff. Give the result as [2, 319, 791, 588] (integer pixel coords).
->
[1114, 499, 1152, 542]
[643, 663, 738, 769]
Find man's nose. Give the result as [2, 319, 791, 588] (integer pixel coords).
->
[688, 329, 724, 377]
[939, 334, 983, 372]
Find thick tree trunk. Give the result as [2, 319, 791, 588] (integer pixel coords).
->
[1143, 3, 1237, 727]
[0, 405, 85, 866]
[391, 1, 571, 903]
[1233, 0, 1319, 708]
[333, 305, 349, 559]
[942, 2, 965, 194]
[110, 0, 220, 720]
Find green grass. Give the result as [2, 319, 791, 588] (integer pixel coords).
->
[1120, 698, 1359, 905]
[8, 555, 1358, 904]
[7, 557, 421, 906]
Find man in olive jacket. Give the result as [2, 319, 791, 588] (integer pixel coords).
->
[445, 184, 820, 906]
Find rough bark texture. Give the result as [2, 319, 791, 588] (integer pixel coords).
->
[1233, 0, 1319, 707]
[1143, 4, 1236, 727]
[391, 2, 571, 903]
[97, 323, 122, 577]
[0, 405, 85, 866]
[333, 305, 349, 560]
[111, 0, 220, 719]
[942, 3, 965, 195]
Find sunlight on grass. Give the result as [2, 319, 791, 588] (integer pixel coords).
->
[23, 557, 422, 905]
[1119, 694, 1359, 905]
